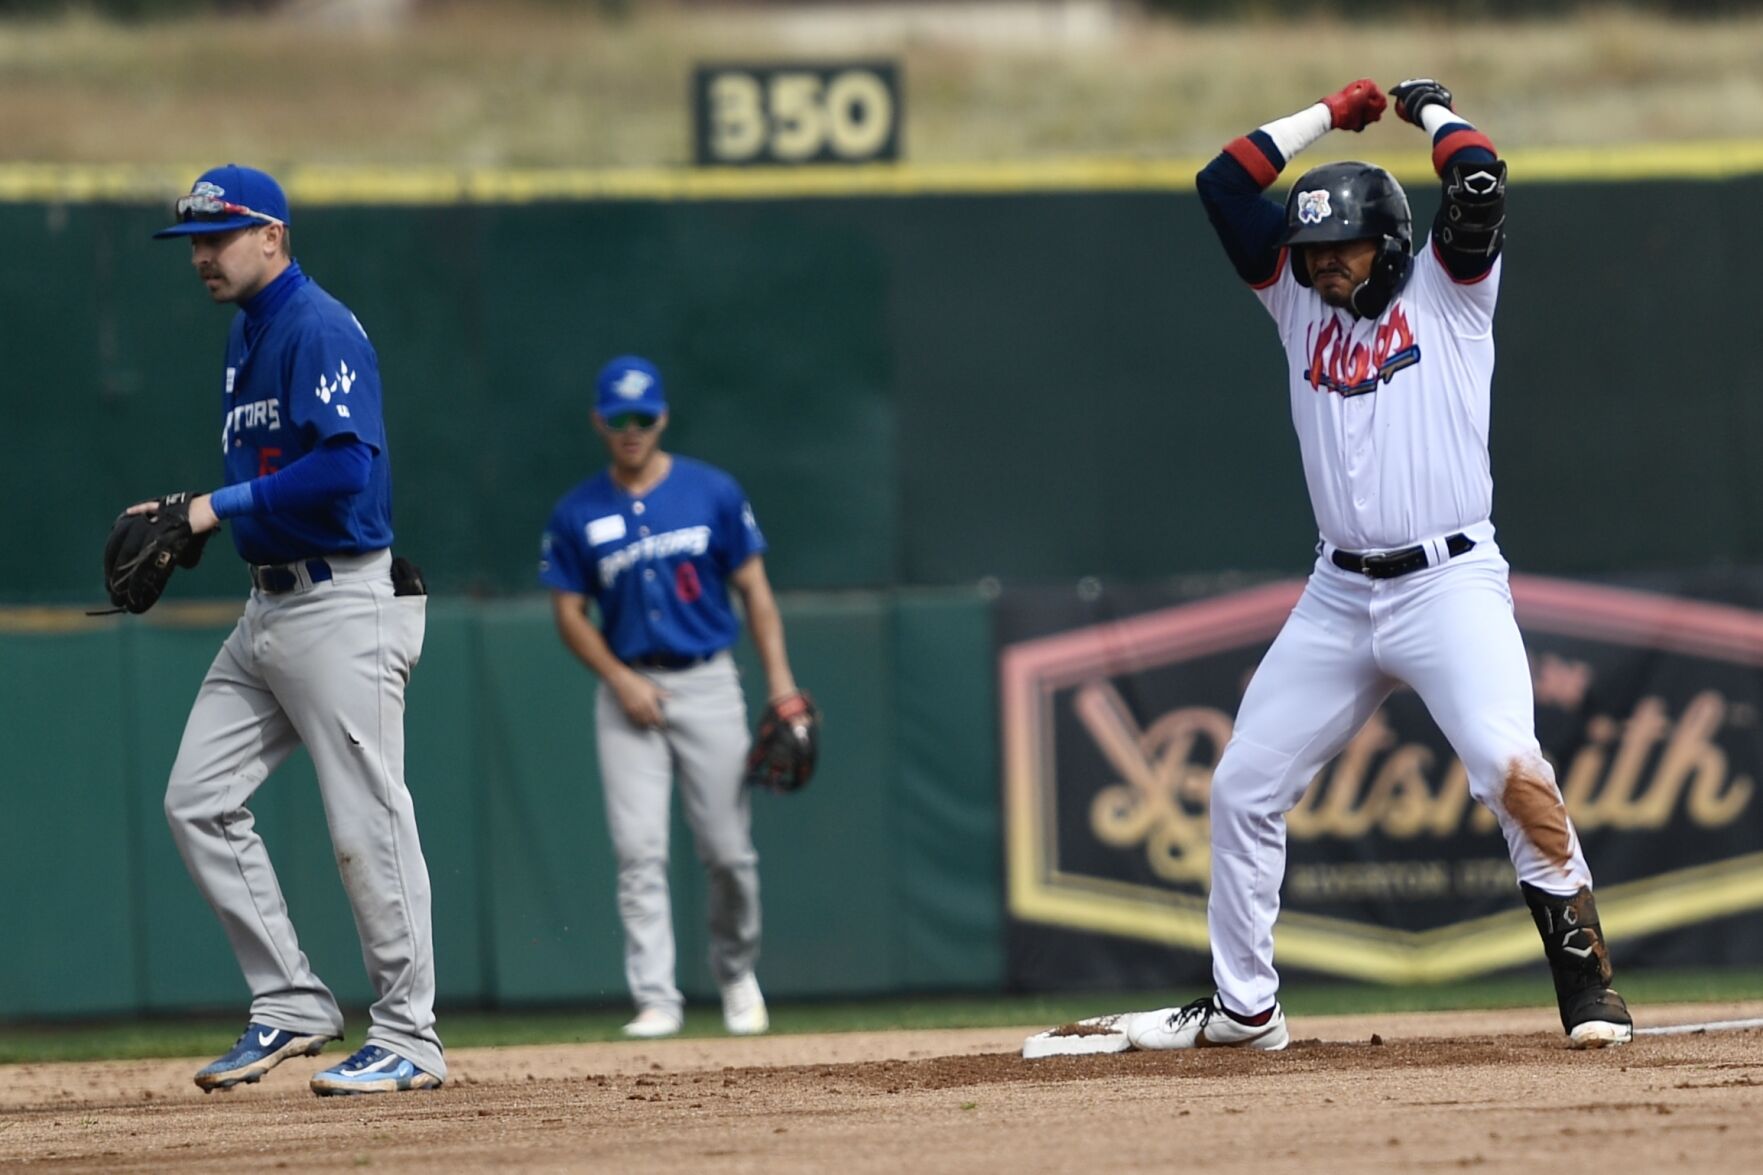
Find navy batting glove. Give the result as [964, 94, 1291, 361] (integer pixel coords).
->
[1390, 78, 1454, 126]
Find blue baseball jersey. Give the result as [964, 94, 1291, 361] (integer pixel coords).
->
[539, 456, 767, 662]
[219, 263, 393, 565]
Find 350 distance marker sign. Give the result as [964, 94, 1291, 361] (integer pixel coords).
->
[693, 63, 902, 165]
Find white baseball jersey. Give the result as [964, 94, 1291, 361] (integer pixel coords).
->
[1253, 243, 1502, 553]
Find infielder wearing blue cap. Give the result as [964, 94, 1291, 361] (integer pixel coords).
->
[130, 164, 448, 1095]
[540, 357, 806, 1039]
[153, 163, 291, 239]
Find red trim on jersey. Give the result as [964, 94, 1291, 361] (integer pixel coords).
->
[1432, 129, 1496, 174]
[1250, 247, 1288, 289]
[1431, 237, 1496, 284]
[1224, 136, 1280, 188]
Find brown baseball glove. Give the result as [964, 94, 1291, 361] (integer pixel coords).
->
[744, 690, 821, 794]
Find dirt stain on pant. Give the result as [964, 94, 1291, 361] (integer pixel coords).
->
[1501, 760, 1574, 873]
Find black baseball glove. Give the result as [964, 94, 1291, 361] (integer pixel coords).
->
[744, 690, 821, 794]
[100, 491, 214, 614]
[1389, 78, 1454, 127]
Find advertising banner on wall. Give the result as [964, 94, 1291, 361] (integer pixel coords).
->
[1000, 573, 1763, 991]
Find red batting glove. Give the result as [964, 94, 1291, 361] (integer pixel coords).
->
[1321, 78, 1387, 132]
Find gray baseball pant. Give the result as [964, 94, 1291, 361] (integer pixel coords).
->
[594, 651, 758, 1018]
[163, 550, 445, 1078]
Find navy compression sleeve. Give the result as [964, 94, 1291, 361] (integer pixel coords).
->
[1195, 131, 1289, 287]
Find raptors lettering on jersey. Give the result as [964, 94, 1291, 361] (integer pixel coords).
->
[596, 526, 713, 587]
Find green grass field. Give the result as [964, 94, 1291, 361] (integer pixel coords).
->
[5, 968, 1760, 1065]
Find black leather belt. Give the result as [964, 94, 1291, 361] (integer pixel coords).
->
[630, 652, 712, 670]
[250, 558, 333, 593]
[1331, 533, 1475, 579]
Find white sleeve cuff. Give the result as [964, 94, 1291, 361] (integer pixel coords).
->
[1258, 103, 1334, 164]
[1419, 104, 1467, 136]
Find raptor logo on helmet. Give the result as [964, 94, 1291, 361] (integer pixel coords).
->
[1296, 190, 1332, 225]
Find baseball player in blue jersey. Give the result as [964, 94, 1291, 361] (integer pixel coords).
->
[540, 356, 802, 1038]
[134, 165, 445, 1095]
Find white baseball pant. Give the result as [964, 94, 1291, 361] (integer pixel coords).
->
[1209, 541, 1593, 1017]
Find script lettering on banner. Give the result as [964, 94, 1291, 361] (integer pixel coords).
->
[999, 575, 1763, 987]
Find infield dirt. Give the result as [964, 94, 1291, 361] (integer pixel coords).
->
[4, 1001, 1761, 1173]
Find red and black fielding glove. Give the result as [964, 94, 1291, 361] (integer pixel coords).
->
[1390, 78, 1455, 126]
[744, 690, 821, 794]
[1321, 78, 1387, 132]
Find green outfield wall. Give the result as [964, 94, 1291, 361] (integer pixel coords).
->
[5, 158, 1762, 1017]
[0, 592, 999, 1017]
[10, 166, 1763, 605]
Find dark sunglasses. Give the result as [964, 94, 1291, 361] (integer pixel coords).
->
[603, 412, 661, 431]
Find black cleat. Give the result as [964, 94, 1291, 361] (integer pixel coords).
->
[1522, 883, 1634, 1049]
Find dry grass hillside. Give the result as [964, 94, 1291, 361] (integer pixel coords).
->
[4, 1, 1763, 169]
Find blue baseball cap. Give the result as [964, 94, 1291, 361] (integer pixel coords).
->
[595, 355, 668, 418]
[153, 164, 290, 239]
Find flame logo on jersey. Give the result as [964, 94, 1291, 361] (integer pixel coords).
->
[1295, 189, 1332, 224]
[1304, 303, 1423, 398]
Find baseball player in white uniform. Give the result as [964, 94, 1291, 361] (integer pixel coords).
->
[1125, 79, 1633, 1051]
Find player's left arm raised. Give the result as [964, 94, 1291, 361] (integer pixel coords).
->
[1390, 79, 1507, 282]
[729, 556, 799, 703]
[1196, 78, 1387, 287]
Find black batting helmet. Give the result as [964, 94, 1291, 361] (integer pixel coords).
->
[1280, 161, 1413, 317]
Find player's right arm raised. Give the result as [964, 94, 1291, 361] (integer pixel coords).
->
[1195, 79, 1386, 286]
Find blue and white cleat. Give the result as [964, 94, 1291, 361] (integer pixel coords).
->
[309, 1044, 443, 1097]
[194, 1022, 334, 1091]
